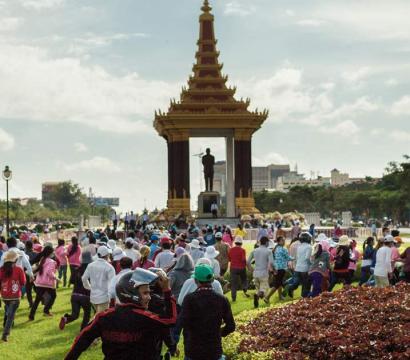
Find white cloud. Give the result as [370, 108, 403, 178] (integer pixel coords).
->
[67, 32, 149, 56]
[319, 120, 360, 137]
[0, 42, 180, 134]
[0, 17, 24, 32]
[391, 96, 410, 115]
[19, 0, 65, 10]
[61, 156, 121, 173]
[285, 9, 295, 17]
[389, 130, 410, 142]
[296, 19, 325, 27]
[310, 1, 410, 41]
[253, 152, 289, 166]
[224, 1, 255, 17]
[341, 67, 372, 85]
[386, 78, 398, 87]
[74, 142, 88, 153]
[0, 128, 15, 151]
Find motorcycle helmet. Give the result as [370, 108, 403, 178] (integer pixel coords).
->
[116, 268, 158, 305]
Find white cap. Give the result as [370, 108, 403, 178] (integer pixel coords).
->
[107, 239, 117, 250]
[112, 248, 125, 261]
[205, 246, 219, 259]
[190, 239, 201, 248]
[234, 236, 243, 244]
[97, 245, 111, 257]
[125, 237, 135, 245]
[215, 232, 223, 239]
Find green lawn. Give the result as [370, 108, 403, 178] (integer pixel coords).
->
[2, 240, 403, 359]
[0, 283, 295, 359]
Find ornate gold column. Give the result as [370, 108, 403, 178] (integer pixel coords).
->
[166, 130, 191, 216]
[234, 129, 259, 215]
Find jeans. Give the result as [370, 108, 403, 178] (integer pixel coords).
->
[359, 266, 371, 286]
[230, 268, 248, 301]
[171, 304, 182, 344]
[58, 265, 67, 287]
[3, 300, 19, 336]
[29, 287, 57, 319]
[288, 271, 310, 298]
[65, 294, 91, 330]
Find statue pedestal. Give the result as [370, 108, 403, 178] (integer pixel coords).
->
[198, 191, 220, 218]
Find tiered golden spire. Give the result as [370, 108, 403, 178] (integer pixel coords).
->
[154, 0, 268, 134]
[201, 0, 211, 13]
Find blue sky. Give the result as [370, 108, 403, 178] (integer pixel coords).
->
[0, 0, 409, 212]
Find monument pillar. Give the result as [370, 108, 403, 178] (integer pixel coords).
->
[234, 129, 258, 215]
[166, 131, 190, 215]
[225, 134, 235, 217]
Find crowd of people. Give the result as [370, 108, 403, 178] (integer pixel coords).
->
[0, 221, 408, 359]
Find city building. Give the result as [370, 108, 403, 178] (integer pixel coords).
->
[252, 164, 290, 191]
[41, 181, 65, 202]
[330, 168, 371, 187]
[11, 198, 38, 206]
[276, 172, 331, 192]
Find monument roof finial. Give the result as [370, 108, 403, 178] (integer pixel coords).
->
[201, 0, 212, 13]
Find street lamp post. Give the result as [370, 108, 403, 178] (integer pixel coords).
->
[2, 166, 12, 239]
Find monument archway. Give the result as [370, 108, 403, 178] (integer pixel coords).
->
[154, 0, 268, 217]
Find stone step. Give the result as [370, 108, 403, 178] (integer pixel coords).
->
[195, 217, 240, 229]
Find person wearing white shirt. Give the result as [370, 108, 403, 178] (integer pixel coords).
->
[177, 258, 223, 306]
[154, 240, 175, 271]
[204, 246, 221, 278]
[82, 246, 115, 313]
[123, 238, 141, 263]
[108, 257, 133, 302]
[247, 237, 272, 307]
[374, 236, 394, 288]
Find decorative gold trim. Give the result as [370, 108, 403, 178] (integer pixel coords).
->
[235, 196, 260, 215]
[234, 129, 253, 141]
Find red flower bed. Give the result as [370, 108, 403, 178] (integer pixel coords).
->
[239, 283, 410, 359]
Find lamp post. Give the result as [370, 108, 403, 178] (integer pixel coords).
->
[2, 165, 12, 239]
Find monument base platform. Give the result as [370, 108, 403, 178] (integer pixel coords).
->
[198, 191, 220, 218]
[195, 217, 239, 229]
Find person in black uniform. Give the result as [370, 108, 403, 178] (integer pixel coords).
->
[65, 268, 177, 360]
[180, 264, 235, 360]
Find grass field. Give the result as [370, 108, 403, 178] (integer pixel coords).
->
[0, 242, 407, 359]
[0, 283, 297, 359]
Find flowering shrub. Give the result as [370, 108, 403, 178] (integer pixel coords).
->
[236, 283, 410, 359]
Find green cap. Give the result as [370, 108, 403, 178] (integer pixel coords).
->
[193, 264, 214, 283]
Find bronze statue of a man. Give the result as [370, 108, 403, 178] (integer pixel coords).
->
[202, 148, 215, 192]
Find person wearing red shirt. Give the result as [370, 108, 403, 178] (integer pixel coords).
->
[0, 250, 26, 341]
[228, 236, 250, 302]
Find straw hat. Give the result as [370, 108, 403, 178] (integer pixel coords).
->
[3, 250, 19, 263]
[338, 235, 350, 246]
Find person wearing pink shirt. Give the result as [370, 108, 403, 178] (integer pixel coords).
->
[66, 236, 82, 287]
[29, 245, 58, 320]
[348, 240, 361, 283]
[55, 239, 68, 287]
[222, 227, 233, 247]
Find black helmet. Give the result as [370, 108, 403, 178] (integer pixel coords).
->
[299, 232, 312, 243]
[116, 268, 158, 305]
